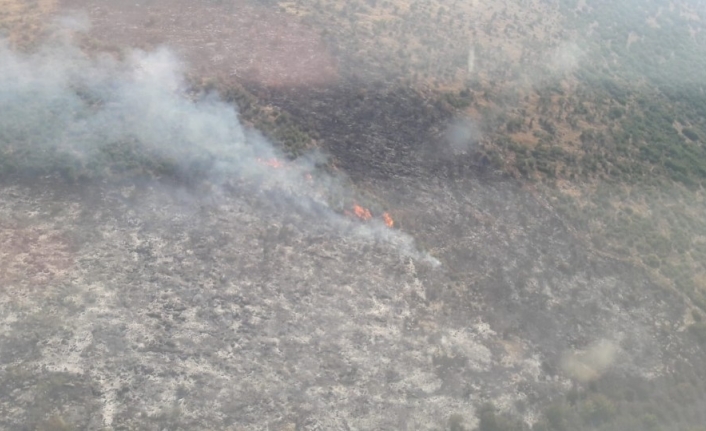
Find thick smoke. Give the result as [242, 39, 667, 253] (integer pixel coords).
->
[0, 33, 439, 266]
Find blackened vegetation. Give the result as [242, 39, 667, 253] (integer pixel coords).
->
[243, 81, 459, 180]
[212, 80, 319, 159]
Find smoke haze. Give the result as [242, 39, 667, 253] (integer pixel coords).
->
[0, 31, 438, 265]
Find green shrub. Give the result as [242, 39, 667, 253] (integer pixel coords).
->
[608, 106, 625, 120]
[683, 128, 700, 141]
[478, 403, 524, 431]
[579, 394, 616, 426]
[644, 254, 661, 269]
[448, 413, 467, 431]
[689, 322, 706, 345]
[543, 404, 570, 431]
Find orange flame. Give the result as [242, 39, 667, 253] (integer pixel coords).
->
[382, 212, 394, 228]
[352, 204, 372, 221]
[254, 160, 394, 228]
[257, 158, 284, 168]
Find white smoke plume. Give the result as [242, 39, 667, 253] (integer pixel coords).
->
[547, 41, 585, 76]
[0, 33, 439, 266]
[445, 117, 481, 155]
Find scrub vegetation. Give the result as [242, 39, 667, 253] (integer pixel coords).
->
[6, 0, 706, 429]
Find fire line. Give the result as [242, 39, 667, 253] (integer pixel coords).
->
[256, 157, 395, 228]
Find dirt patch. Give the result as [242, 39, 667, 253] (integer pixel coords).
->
[60, 0, 338, 87]
[0, 0, 56, 46]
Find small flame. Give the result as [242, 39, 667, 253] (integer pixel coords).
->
[382, 212, 394, 228]
[257, 157, 284, 168]
[352, 204, 372, 221]
[254, 161, 393, 228]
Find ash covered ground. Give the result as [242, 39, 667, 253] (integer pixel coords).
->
[0, 172, 688, 430]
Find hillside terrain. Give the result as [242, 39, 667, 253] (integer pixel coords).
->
[3, 0, 706, 430]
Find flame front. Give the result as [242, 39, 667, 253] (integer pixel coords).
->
[382, 212, 394, 228]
